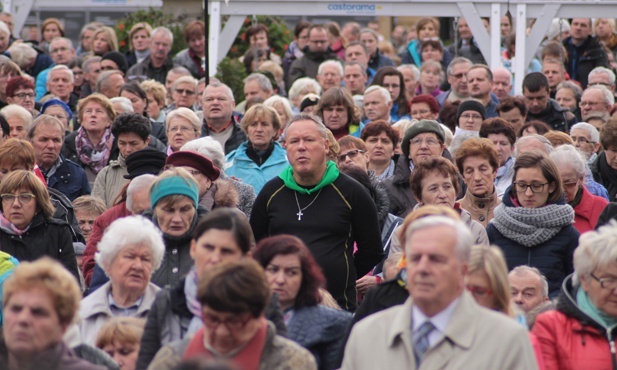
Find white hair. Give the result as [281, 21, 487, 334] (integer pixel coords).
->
[589, 66, 616, 85]
[513, 134, 553, 157]
[110, 97, 134, 114]
[573, 220, 617, 286]
[151, 26, 173, 44]
[96, 215, 165, 275]
[172, 75, 198, 90]
[181, 137, 225, 169]
[404, 215, 473, 262]
[549, 144, 587, 178]
[48, 64, 74, 83]
[8, 43, 37, 70]
[50, 37, 74, 51]
[317, 60, 344, 77]
[364, 85, 392, 104]
[244, 73, 273, 93]
[264, 95, 293, 124]
[398, 64, 420, 81]
[509, 266, 549, 298]
[202, 81, 234, 102]
[126, 174, 157, 213]
[166, 107, 201, 133]
[288, 77, 321, 103]
[585, 85, 615, 106]
[0, 104, 33, 128]
[570, 122, 600, 143]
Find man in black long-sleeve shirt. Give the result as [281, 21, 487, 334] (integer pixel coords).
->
[250, 113, 384, 312]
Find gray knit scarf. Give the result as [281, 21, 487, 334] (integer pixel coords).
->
[491, 203, 574, 247]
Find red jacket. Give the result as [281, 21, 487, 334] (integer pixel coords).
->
[573, 186, 608, 234]
[532, 276, 617, 370]
[81, 202, 131, 286]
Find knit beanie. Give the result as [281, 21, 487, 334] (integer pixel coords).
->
[41, 98, 73, 121]
[456, 100, 486, 123]
[101, 51, 129, 75]
[401, 120, 445, 159]
[150, 176, 199, 209]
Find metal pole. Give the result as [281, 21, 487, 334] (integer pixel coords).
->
[204, 0, 209, 85]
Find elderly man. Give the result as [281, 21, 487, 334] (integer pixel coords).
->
[28, 115, 89, 201]
[35, 37, 76, 100]
[344, 61, 367, 96]
[46, 65, 78, 112]
[563, 18, 608, 88]
[200, 82, 246, 154]
[570, 121, 602, 162]
[523, 72, 576, 132]
[127, 27, 176, 84]
[342, 22, 361, 43]
[467, 64, 498, 118]
[580, 85, 614, 121]
[287, 24, 339, 87]
[341, 216, 537, 370]
[492, 67, 512, 101]
[235, 73, 273, 113]
[251, 113, 383, 312]
[316, 60, 343, 92]
[542, 58, 566, 99]
[0, 104, 32, 139]
[168, 75, 198, 111]
[509, 265, 549, 314]
[588, 66, 616, 94]
[96, 70, 124, 99]
[436, 57, 472, 107]
[363, 86, 392, 123]
[80, 56, 101, 98]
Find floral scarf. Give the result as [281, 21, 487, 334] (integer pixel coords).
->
[75, 126, 114, 174]
[0, 211, 30, 235]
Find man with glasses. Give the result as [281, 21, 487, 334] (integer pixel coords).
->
[287, 24, 339, 88]
[35, 37, 76, 101]
[580, 85, 613, 121]
[522, 72, 576, 132]
[570, 122, 602, 163]
[168, 75, 199, 112]
[436, 57, 472, 107]
[127, 27, 177, 85]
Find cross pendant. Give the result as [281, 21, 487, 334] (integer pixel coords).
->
[297, 210, 303, 221]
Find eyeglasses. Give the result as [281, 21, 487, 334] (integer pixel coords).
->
[588, 82, 611, 87]
[1, 193, 36, 205]
[168, 126, 195, 134]
[202, 312, 252, 331]
[466, 285, 493, 297]
[590, 273, 617, 290]
[579, 101, 603, 108]
[514, 182, 549, 193]
[562, 179, 579, 189]
[13, 92, 35, 100]
[411, 109, 431, 117]
[51, 46, 70, 54]
[337, 149, 365, 162]
[571, 136, 593, 144]
[175, 88, 196, 96]
[460, 113, 483, 121]
[449, 72, 467, 79]
[410, 138, 440, 147]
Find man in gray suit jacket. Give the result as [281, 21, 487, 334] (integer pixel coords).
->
[341, 216, 538, 370]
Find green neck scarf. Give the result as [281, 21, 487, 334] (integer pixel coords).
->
[279, 161, 340, 195]
[576, 287, 617, 329]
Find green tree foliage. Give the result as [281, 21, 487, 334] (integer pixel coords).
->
[226, 16, 293, 59]
[216, 57, 247, 102]
[115, 8, 188, 56]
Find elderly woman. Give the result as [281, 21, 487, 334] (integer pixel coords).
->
[314, 87, 360, 139]
[360, 120, 398, 180]
[149, 260, 316, 369]
[125, 22, 152, 68]
[264, 95, 294, 131]
[62, 93, 117, 184]
[78, 216, 164, 345]
[96, 317, 145, 370]
[288, 77, 322, 113]
[370, 67, 411, 122]
[136, 208, 285, 369]
[92, 113, 153, 208]
[533, 222, 617, 369]
[225, 104, 288, 193]
[165, 107, 201, 154]
[455, 138, 501, 227]
[592, 120, 617, 201]
[487, 151, 579, 297]
[1, 104, 33, 140]
[479, 118, 517, 198]
[409, 94, 439, 121]
[0, 258, 104, 369]
[253, 235, 351, 370]
[140, 79, 167, 123]
[550, 145, 608, 234]
[409, 156, 488, 245]
[0, 170, 79, 280]
[41, 98, 73, 132]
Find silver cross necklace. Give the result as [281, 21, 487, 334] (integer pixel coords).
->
[294, 189, 323, 221]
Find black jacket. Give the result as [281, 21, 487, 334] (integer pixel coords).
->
[564, 36, 609, 88]
[526, 98, 577, 132]
[286, 47, 340, 88]
[126, 56, 176, 85]
[200, 117, 247, 154]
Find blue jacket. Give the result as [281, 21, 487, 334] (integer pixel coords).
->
[45, 156, 91, 201]
[225, 142, 288, 194]
[486, 189, 579, 297]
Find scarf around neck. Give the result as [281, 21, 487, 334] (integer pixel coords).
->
[576, 287, 617, 329]
[75, 126, 114, 174]
[0, 211, 31, 235]
[184, 267, 204, 335]
[279, 160, 339, 195]
[491, 201, 574, 247]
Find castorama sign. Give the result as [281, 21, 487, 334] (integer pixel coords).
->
[326, 3, 382, 15]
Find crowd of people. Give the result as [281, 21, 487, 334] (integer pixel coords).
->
[0, 10, 616, 370]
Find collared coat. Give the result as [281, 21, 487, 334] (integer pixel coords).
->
[458, 188, 501, 227]
[225, 141, 289, 194]
[91, 154, 129, 208]
[341, 293, 538, 370]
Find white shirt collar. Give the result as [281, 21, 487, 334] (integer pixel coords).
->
[411, 295, 462, 346]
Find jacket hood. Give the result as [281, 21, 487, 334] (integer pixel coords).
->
[391, 154, 411, 185]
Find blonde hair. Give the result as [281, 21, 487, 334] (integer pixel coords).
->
[95, 317, 146, 349]
[91, 26, 119, 53]
[468, 244, 516, 317]
[77, 93, 116, 124]
[240, 104, 282, 133]
[128, 22, 153, 51]
[0, 170, 55, 218]
[140, 79, 167, 107]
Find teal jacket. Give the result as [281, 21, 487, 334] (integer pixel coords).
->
[225, 141, 288, 194]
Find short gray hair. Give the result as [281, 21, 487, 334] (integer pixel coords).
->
[264, 95, 293, 123]
[585, 85, 615, 106]
[244, 73, 273, 93]
[404, 216, 473, 263]
[50, 37, 74, 51]
[203, 81, 234, 102]
[126, 174, 157, 213]
[398, 64, 420, 81]
[110, 97, 134, 114]
[0, 104, 33, 128]
[345, 61, 368, 77]
[509, 265, 549, 298]
[556, 80, 583, 102]
[49, 65, 74, 83]
[446, 57, 472, 76]
[96, 70, 122, 93]
[573, 220, 617, 286]
[8, 43, 37, 70]
[96, 215, 165, 275]
[166, 107, 201, 133]
[172, 75, 198, 90]
[181, 137, 225, 169]
[82, 56, 101, 74]
[151, 26, 173, 44]
[364, 85, 391, 104]
[549, 144, 586, 178]
[284, 113, 327, 139]
[288, 77, 321, 102]
[570, 122, 600, 143]
[514, 134, 553, 157]
[589, 66, 616, 85]
[318, 60, 344, 77]
[28, 115, 65, 140]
